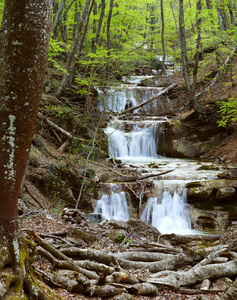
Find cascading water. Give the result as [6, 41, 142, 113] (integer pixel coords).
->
[96, 75, 163, 113]
[97, 87, 137, 112]
[104, 122, 159, 158]
[94, 185, 129, 221]
[141, 188, 192, 234]
[94, 70, 228, 233]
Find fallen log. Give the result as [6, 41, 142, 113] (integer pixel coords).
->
[113, 169, 174, 183]
[121, 82, 177, 114]
[38, 269, 125, 297]
[162, 233, 222, 245]
[147, 259, 237, 288]
[114, 251, 174, 262]
[119, 252, 194, 273]
[38, 112, 84, 142]
[61, 247, 119, 266]
[38, 247, 99, 280]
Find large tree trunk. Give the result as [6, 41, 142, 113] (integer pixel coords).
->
[0, 0, 52, 298]
[179, 0, 206, 116]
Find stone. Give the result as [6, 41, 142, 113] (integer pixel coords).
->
[138, 75, 176, 87]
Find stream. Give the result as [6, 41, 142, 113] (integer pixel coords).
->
[93, 75, 229, 235]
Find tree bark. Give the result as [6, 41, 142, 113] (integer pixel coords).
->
[0, 0, 52, 298]
[56, 0, 92, 97]
[147, 259, 237, 288]
[92, 0, 106, 53]
[51, 0, 67, 37]
[107, 0, 114, 52]
[179, 0, 206, 116]
[161, 0, 167, 75]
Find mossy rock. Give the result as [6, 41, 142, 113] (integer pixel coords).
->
[66, 228, 98, 245]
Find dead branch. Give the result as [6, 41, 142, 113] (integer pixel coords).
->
[114, 251, 175, 262]
[38, 112, 84, 141]
[191, 245, 229, 270]
[113, 169, 174, 183]
[196, 46, 237, 99]
[147, 259, 237, 288]
[38, 247, 99, 280]
[24, 183, 45, 208]
[38, 269, 124, 297]
[61, 247, 119, 266]
[162, 233, 222, 245]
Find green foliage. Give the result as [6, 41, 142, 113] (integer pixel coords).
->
[114, 233, 123, 241]
[0, 0, 4, 25]
[48, 37, 69, 74]
[44, 103, 74, 120]
[218, 97, 237, 127]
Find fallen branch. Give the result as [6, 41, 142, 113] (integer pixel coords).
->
[196, 46, 237, 99]
[113, 169, 174, 183]
[147, 259, 237, 288]
[121, 82, 177, 114]
[24, 183, 45, 208]
[38, 112, 85, 141]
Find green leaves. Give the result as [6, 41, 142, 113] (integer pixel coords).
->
[48, 37, 69, 74]
[218, 97, 237, 127]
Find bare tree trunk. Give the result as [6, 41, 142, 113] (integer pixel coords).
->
[92, 0, 106, 53]
[170, 1, 181, 47]
[0, 0, 52, 297]
[179, 0, 206, 116]
[161, 0, 167, 75]
[52, 0, 67, 37]
[107, 0, 114, 52]
[56, 0, 92, 98]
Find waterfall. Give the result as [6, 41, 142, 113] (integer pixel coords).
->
[97, 87, 137, 112]
[104, 123, 160, 158]
[97, 85, 163, 113]
[140, 188, 192, 234]
[94, 185, 129, 221]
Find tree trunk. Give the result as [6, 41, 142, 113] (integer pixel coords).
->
[56, 0, 92, 98]
[92, 0, 106, 53]
[0, 0, 52, 297]
[107, 0, 114, 52]
[51, 0, 67, 37]
[178, 0, 206, 116]
[161, 0, 167, 75]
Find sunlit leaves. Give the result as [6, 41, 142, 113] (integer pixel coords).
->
[218, 97, 237, 127]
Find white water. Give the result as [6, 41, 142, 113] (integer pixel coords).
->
[104, 123, 159, 158]
[94, 188, 129, 221]
[97, 87, 137, 112]
[97, 83, 163, 113]
[95, 73, 224, 233]
[141, 188, 192, 234]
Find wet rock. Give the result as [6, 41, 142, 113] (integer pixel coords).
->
[216, 187, 236, 200]
[190, 208, 229, 231]
[126, 219, 161, 242]
[195, 215, 219, 230]
[138, 75, 175, 87]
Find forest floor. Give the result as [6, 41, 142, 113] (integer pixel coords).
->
[19, 58, 237, 299]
